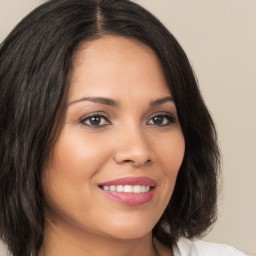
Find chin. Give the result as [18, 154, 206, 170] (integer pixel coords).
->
[106, 228, 153, 241]
[99, 217, 155, 240]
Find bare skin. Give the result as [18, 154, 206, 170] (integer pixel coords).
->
[39, 221, 172, 256]
[39, 36, 184, 256]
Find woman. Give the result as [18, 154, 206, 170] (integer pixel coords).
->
[0, 0, 246, 255]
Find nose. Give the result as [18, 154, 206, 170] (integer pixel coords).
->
[113, 126, 153, 167]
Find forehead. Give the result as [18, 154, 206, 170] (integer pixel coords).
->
[69, 36, 170, 100]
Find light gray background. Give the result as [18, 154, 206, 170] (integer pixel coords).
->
[0, 0, 255, 255]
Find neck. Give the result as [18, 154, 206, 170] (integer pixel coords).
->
[37, 218, 165, 256]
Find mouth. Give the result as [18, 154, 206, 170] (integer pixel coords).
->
[99, 184, 152, 193]
[98, 176, 156, 206]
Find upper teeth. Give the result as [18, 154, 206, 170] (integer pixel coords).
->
[102, 185, 150, 193]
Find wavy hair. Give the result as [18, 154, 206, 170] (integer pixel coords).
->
[0, 0, 220, 255]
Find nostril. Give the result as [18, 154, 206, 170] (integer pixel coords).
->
[113, 142, 152, 166]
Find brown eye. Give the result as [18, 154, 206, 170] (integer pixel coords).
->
[147, 113, 176, 126]
[89, 116, 102, 125]
[152, 116, 164, 125]
[81, 115, 110, 127]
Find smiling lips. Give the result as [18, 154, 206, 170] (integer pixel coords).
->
[98, 177, 156, 206]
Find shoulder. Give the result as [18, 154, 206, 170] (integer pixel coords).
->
[173, 237, 247, 256]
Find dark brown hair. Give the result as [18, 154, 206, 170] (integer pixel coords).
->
[0, 0, 220, 255]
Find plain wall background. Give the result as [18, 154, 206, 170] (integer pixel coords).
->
[0, 0, 255, 255]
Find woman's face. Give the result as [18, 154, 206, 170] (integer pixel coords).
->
[42, 36, 185, 240]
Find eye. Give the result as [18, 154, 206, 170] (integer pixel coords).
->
[147, 113, 177, 126]
[80, 114, 111, 127]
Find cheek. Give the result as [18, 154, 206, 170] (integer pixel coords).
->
[158, 131, 185, 174]
[155, 131, 185, 200]
[41, 126, 113, 216]
[50, 126, 112, 179]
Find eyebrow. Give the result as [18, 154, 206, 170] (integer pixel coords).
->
[149, 96, 174, 106]
[69, 97, 119, 107]
[68, 95, 174, 107]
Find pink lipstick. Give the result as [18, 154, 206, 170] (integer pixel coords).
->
[98, 177, 156, 206]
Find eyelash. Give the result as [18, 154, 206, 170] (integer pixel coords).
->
[80, 112, 177, 128]
[80, 112, 111, 127]
[147, 112, 177, 127]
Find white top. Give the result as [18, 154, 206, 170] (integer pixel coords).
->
[173, 237, 247, 256]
